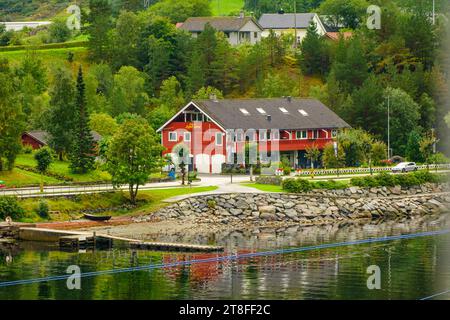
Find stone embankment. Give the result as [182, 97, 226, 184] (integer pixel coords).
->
[134, 183, 450, 226]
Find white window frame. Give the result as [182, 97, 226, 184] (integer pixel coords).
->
[169, 132, 177, 142]
[271, 130, 279, 140]
[259, 130, 267, 141]
[331, 129, 338, 138]
[215, 132, 223, 146]
[312, 130, 320, 139]
[184, 132, 191, 142]
[296, 130, 307, 140]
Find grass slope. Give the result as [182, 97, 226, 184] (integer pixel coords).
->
[0, 168, 61, 188]
[19, 186, 218, 222]
[211, 0, 244, 16]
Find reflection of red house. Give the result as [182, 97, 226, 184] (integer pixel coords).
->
[21, 130, 102, 150]
[157, 98, 350, 173]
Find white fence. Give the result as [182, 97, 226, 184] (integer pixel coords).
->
[293, 164, 450, 176]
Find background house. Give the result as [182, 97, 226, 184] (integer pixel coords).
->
[178, 14, 263, 46]
[259, 12, 327, 44]
[22, 130, 102, 150]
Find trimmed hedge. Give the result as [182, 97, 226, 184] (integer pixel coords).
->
[350, 171, 442, 188]
[282, 178, 313, 193]
[311, 180, 347, 190]
[255, 176, 283, 186]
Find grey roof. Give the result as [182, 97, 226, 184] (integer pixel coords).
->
[180, 16, 263, 32]
[192, 98, 350, 130]
[259, 13, 316, 29]
[25, 130, 102, 144]
[25, 130, 49, 145]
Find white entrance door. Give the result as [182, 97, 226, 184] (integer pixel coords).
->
[195, 154, 211, 173]
[211, 154, 226, 174]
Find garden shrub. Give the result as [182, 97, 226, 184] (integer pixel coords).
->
[312, 180, 347, 190]
[22, 145, 33, 154]
[374, 172, 396, 187]
[350, 171, 441, 188]
[35, 199, 50, 219]
[282, 178, 313, 193]
[0, 197, 25, 220]
[255, 176, 283, 186]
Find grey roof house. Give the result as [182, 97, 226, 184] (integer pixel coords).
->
[178, 14, 263, 46]
[259, 12, 327, 43]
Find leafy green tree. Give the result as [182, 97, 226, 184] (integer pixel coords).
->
[106, 117, 163, 204]
[0, 59, 25, 171]
[331, 36, 368, 93]
[90, 113, 118, 137]
[382, 87, 421, 156]
[157, 76, 185, 112]
[48, 18, 71, 43]
[299, 21, 330, 76]
[70, 67, 96, 174]
[109, 66, 149, 117]
[419, 132, 436, 169]
[192, 87, 223, 100]
[45, 66, 76, 161]
[261, 73, 292, 98]
[305, 143, 321, 170]
[322, 142, 345, 169]
[319, 0, 369, 29]
[87, 0, 113, 63]
[34, 146, 53, 173]
[110, 10, 142, 70]
[405, 130, 425, 163]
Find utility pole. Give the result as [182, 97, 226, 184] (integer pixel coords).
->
[432, 0, 436, 25]
[387, 96, 391, 160]
[294, 0, 298, 48]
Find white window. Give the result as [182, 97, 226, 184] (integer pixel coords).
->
[169, 132, 177, 142]
[256, 108, 266, 114]
[296, 130, 307, 140]
[298, 109, 309, 116]
[331, 129, 338, 138]
[215, 132, 223, 146]
[279, 107, 289, 114]
[240, 108, 250, 115]
[259, 130, 266, 141]
[271, 130, 279, 140]
[235, 132, 243, 142]
[312, 130, 320, 139]
[184, 132, 191, 142]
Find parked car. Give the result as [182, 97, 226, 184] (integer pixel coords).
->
[392, 162, 418, 173]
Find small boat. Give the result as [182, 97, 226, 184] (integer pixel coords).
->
[83, 213, 112, 222]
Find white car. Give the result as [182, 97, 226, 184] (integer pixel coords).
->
[392, 162, 418, 173]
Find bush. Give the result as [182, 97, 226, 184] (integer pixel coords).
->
[312, 180, 347, 190]
[34, 146, 54, 173]
[0, 197, 25, 220]
[22, 145, 33, 154]
[394, 174, 420, 187]
[34, 199, 50, 219]
[374, 172, 396, 187]
[350, 175, 378, 188]
[282, 178, 313, 193]
[350, 171, 441, 188]
[255, 176, 283, 186]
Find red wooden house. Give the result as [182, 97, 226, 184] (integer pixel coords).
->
[157, 98, 350, 174]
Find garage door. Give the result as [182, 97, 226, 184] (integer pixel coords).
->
[211, 154, 226, 174]
[195, 154, 210, 173]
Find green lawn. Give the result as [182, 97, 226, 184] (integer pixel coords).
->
[19, 186, 218, 223]
[211, 0, 244, 15]
[0, 46, 89, 67]
[0, 168, 61, 188]
[241, 183, 283, 193]
[16, 154, 111, 183]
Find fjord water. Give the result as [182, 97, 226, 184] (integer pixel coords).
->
[0, 214, 449, 300]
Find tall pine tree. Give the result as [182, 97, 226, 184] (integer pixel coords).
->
[70, 66, 96, 174]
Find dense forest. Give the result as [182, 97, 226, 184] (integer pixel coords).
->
[1, 0, 450, 172]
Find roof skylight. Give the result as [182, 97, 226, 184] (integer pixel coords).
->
[239, 108, 250, 115]
[298, 109, 309, 116]
[279, 107, 289, 113]
[256, 108, 266, 114]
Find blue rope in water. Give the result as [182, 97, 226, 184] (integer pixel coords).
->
[0, 229, 448, 288]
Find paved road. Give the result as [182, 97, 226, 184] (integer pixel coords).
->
[1, 170, 448, 199]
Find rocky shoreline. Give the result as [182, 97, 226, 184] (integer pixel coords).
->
[134, 183, 450, 227]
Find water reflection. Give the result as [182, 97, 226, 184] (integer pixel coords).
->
[0, 213, 449, 300]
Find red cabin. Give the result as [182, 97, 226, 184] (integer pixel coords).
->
[157, 98, 350, 174]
